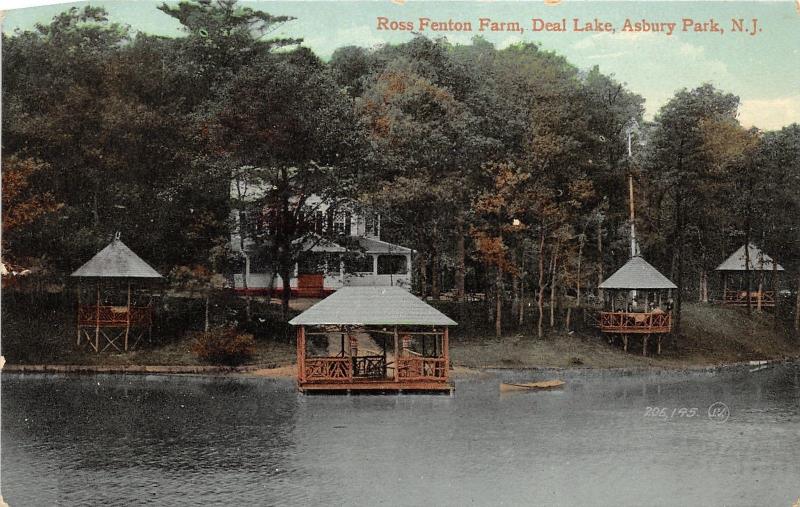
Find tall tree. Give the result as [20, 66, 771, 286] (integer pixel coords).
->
[211, 50, 367, 314]
[647, 84, 740, 332]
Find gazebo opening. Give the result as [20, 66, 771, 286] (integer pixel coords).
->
[70, 233, 162, 353]
[715, 243, 784, 309]
[598, 255, 677, 355]
[289, 286, 456, 393]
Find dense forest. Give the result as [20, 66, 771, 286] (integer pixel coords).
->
[3, 1, 799, 337]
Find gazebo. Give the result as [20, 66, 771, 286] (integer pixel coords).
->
[598, 256, 677, 355]
[289, 286, 456, 393]
[70, 234, 162, 352]
[715, 243, 784, 309]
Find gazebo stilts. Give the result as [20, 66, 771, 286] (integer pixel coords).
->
[598, 256, 677, 356]
[715, 243, 784, 309]
[71, 233, 162, 353]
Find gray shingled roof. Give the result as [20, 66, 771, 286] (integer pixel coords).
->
[70, 238, 162, 278]
[289, 286, 456, 326]
[357, 237, 412, 254]
[715, 243, 784, 272]
[599, 256, 676, 290]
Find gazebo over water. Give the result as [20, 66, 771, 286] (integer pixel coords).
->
[715, 243, 784, 309]
[70, 234, 162, 352]
[598, 255, 677, 355]
[289, 286, 456, 393]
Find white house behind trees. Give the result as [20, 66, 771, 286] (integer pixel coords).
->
[229, 178, 412, 297]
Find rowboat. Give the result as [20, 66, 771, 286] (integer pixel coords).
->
[500, 380, 565, 392]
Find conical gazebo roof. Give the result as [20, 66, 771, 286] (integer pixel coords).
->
[70, 237, 162, 278]
[599, 256, 676, 290]
[289, 286, 456, 326]
[715, 243, 784, 272]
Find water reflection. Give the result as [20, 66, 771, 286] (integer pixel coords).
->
[3, 364, 799, 506]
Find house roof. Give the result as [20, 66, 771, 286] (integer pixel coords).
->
[289, 286, 456, 326]
[297, 235, 347, 253]
[356, 237, 413, 254]
[599, 256, 677, 290]
[715, 243, 784, 272]
[70, 238, 162, 278]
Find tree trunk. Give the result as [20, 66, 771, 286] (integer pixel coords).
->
[431, 252, 440, 300]
[795, 274, 800, 333]
[455, 222, 466, 301]
[576, 232, 585, 307]
[280, 265, 292, 318]
[495, 267, 502, 338]
[204, 293, 210, 333]
[549, 248, 559, 329]
[536, 229, 546, 339]
[518, 271, 525, 327]
[596, 218, 604, 302]
[699, 270, 708, 303]
[93, 189, 100, 228]
[674, 190, 684, 335]
[418, 254, 428, 297]
[512, 272, 520, 324]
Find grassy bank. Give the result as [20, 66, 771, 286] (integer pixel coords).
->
[3, 293, 797, 371]
[1, 291, 296, 368]
[451, 303, 799, 369]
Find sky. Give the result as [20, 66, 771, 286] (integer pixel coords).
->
[2, 1, 798, 130]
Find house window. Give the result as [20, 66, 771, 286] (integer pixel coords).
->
[365, 213, 380, 237]
[333, 212, 352, 236]
[377, 255, 407, 275]
[312, 210, 325, 235]
[345, 253, 373, 273]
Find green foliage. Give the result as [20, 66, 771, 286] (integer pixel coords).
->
[3, 2, 798, 341]
[191, 326, 256, 366]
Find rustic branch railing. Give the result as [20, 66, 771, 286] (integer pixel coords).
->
[397, 357, 448, 381]
[722, 289, 776, 307]
[598, 311, 671, 334]
[304, 357, 351, 382]
[353, 355, 386, 378]
[77, 305, 153, 327]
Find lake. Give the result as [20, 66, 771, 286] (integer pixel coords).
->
[2, 363, 799, 506]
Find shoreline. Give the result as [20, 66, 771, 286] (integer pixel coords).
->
[3, 357, 795, 378]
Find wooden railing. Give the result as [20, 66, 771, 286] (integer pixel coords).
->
[598, 311, 671, 334]
[304, 357, 351, 382]
[78, 305, 153, 327]
[722, 289, 776, 307]
[397, 357, 448, 381]
[353, 355, 386, 378]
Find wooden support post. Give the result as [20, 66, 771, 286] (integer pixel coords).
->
[657, 335, 662, 355]
[125, 282, 131, 351]
[394, 325, 399, 382]
[443, 327, 449, 380]
[757, 280, 763, 312]
[623, 334, 628, 352]
[642, 334, 648, 357]
[297, 326, 306, 383]
[95, 284, 101, 353]
[347, 329, 354, 382]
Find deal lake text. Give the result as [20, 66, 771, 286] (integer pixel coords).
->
[376, 17, 762, 36]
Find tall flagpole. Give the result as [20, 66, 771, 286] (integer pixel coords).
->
[625, 119, 639, 258]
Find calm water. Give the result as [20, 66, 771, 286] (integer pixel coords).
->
[2, 364, 799, 506]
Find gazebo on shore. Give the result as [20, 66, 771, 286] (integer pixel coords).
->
[598, 256, 677, 355]
[289, 286, 456, 393]
[70, 234, 162, 353]
[715, 243, 784, 309]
